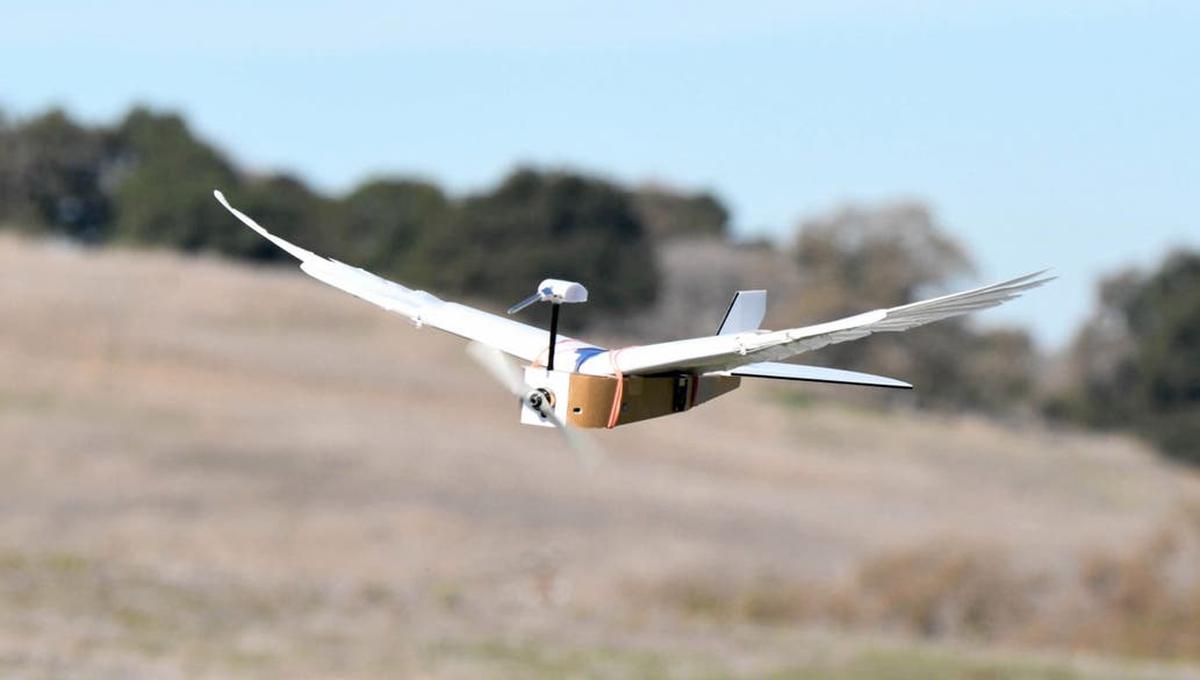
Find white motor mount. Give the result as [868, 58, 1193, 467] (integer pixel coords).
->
[520, 366, 572, 428]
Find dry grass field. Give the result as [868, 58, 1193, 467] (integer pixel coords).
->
[2, 234, 1199, 679]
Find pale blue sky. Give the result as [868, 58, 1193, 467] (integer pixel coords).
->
[2, 1, 1196, 346]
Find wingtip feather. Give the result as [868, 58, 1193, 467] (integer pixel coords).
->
[211, 187, 318, 262]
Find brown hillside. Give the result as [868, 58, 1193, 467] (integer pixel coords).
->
[1, 235, 1196, 678]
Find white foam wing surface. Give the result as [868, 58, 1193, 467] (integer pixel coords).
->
[217, 188, 1049, 380]
[214, 190, 556, 362]
[579, 271, 1054, 376]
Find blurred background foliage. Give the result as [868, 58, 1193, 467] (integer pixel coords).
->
[1, 104, 1195, 463]
[1048, 252, 1200, 463]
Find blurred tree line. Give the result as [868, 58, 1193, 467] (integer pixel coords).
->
[623, 200, 1195, 462]
[1, 105, 1194, 462]
[0, 106, 679, 325]
[786, 202, 1039, 413]
[1048, 252, 1200, 463]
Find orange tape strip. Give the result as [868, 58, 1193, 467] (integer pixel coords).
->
[606, 349, 625, 429]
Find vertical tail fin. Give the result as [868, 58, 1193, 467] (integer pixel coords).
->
[716, 290, 767, 335]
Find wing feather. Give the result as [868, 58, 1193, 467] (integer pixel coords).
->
[584, 271, 1053, 376]
[214, 190, 557, 361]
[785, 271, 1053, 348]
[215, 187, 1050, 377]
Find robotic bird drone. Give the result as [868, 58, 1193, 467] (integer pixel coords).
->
[215, 190, 1051, 446]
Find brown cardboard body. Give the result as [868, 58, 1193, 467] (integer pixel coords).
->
[565, 373, 740, 428]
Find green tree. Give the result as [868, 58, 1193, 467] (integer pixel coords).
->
[0, 109, 113, 241]
[631, 184, 730, 240]
[0, 109, 16, 227]
[1, 105, 668, 329]
[1056, 251, 1200, 462]
[217, 174, 330, 261]
[335, 178, 450, 276]
[410, 168, 659, 325]
[109, 107, 240, 251]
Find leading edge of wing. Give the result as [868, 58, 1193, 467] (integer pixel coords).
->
[214, 189, 435, 318]
[215, 190, 319, 262]
[213, 189, 560, 362]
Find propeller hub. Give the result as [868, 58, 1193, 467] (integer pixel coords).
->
[526, 388, 555, 416]
[465, 341, 600, 469]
